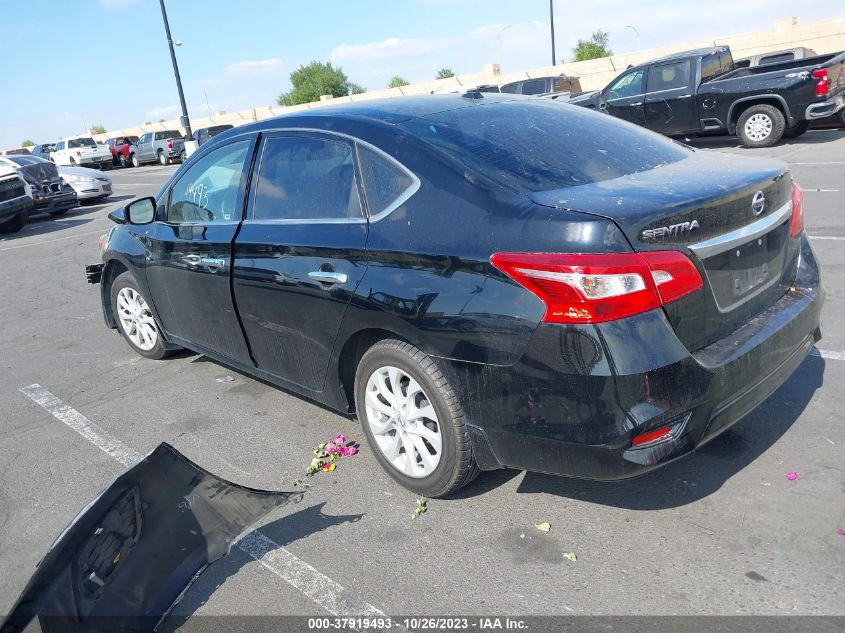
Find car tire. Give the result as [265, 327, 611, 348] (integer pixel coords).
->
[69, 157, 77, 166]
[354, 338, 479, 497]
[839, 109, 845, 128]
[110, 272, 171, 360]
[0, 207, 28, 233]
[131, 153, 139, 168]
[737, 104, 786, 148]
[783, 120, 810, 139]
[158, 151, 169, 166]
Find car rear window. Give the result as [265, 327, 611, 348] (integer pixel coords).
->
[156, 131, 181, 140]
[357, 144, 415, 217]
[68, 138, 96, 148]
[402, 100, 689, 193]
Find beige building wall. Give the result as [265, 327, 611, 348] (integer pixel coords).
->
[94, 14, 845, 142]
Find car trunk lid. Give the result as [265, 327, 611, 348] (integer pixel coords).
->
[530, 152, 798, 351]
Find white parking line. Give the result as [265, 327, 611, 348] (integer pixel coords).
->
[811, 348, 845, 361]
[0, 229, 106, 253]
[791, 161, 845, 165]
[111, 183, 161, 187]
[18, 384, 394, 621]
[809, 236, 845, 241]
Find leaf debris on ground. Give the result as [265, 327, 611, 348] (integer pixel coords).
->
[412, 497, 428, 519]
[561, 552, 578, 562]
[216, 375, 235, 383]
[534, 522, 551, 532]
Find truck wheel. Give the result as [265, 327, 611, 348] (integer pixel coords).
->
[131, 153, 139, 168]
[354, 339, 479, 498]
[158, 151, 169, 166]
[839, 109, 845, 128]
[69, 157, 77, 166]
[111, 272, 171, 360]
[783, 120, 810, 139]
[737, 104, 785, 148]
[0, 207, 28, 233]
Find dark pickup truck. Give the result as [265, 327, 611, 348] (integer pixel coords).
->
[570, 46, 845, 147]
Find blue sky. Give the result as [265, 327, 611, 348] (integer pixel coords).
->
[0, 0, 841, 147]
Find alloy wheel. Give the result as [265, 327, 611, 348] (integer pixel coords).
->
[364, 365, 442, 478]
[744, 113, 773, 141]
[116, 287, 158, 351]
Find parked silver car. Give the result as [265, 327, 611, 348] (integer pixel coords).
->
[57, 165, 112, 202]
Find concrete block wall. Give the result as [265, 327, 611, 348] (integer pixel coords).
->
[93, 14, 845, 142]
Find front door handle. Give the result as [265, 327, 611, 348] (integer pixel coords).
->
[200, 256, 226, 272]
[308, 270, 348, 285]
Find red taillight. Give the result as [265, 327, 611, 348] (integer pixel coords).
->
[490, 251, 703, 324]
[790, 181, 804, 237]
[632, 425, 672, 447]
[167, 139, 173, 149]
[812, 68, 829, 97]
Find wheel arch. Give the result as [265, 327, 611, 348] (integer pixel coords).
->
[728, 96, 793, 133]
[100, 256, 130, 328]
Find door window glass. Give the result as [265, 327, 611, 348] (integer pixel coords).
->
[253, 136, 362, 221]
[167, 140, 250, 223]
[607, 69, 645, 99]
[357, 145, 414, 216]
[499, 82, 520, 94]
[647, 60, 691, 92]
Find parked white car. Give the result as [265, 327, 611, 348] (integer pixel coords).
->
[56, 166, 112, 202]
[51, 137, 113, 170]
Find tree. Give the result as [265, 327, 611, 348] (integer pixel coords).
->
[572, 31, 613, 62]
[348, 82, 366, 95]
[89, 124, 107, 135]
[436, 68, 455, 79]
[388, 75, 409, 89]
[20, 140, 34, 147]
[277, 61, 362, 106]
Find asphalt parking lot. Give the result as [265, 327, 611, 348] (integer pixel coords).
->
[1, 130, 844, 625]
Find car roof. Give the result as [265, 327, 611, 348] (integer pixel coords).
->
[235, 94, 533, 135]
[633, 46, 728, 67]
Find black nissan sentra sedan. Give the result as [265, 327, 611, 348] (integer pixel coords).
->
[87, 94, 823, 497]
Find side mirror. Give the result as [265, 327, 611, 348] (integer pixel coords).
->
[125, 197, 156, 225]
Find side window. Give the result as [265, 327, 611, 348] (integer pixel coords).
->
[500, 82, 520, 94]
[139, 134, 148, 144]
[606, 69, 645, 100]
[167, 140, 250, 224]
[647, 60, 691, 93]
[520, 79, 547, 95]
[56, 141, 65, 151]
[253, 136, 362, 221]
[154, 132, 163, 141]
[357, 144, 415, 217]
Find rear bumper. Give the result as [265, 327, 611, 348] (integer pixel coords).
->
[805, 92, 845, 119]
[446, 233, 824, 479]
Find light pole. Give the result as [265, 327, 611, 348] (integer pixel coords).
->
[626, 25, 640, 51]
[158, 0, 192, 141]
[497, 24, 513, 69]
[550, 0, 556, 65]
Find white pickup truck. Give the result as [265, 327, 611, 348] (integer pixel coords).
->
[51, 136, 113, 170]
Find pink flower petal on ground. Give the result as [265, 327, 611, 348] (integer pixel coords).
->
[786, 471, 799, 481]
[837, 528, 845, 537]
[346, 446, 358, 456]
[325, 442, 335, 453]
[335, 434, 347, 445]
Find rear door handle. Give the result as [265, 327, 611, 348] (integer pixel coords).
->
[200, 256, 226, 271]
[308, 270, 348, 285]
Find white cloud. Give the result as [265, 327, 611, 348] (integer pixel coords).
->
[145, 105, 180, 120]
[330, 36, 451, 65]
[224, 58, 285, 76]
[99, 0, 141, 8]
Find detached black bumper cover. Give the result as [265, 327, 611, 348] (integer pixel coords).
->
[0, 443, 296, 633]
[86, 263, 104, 285]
